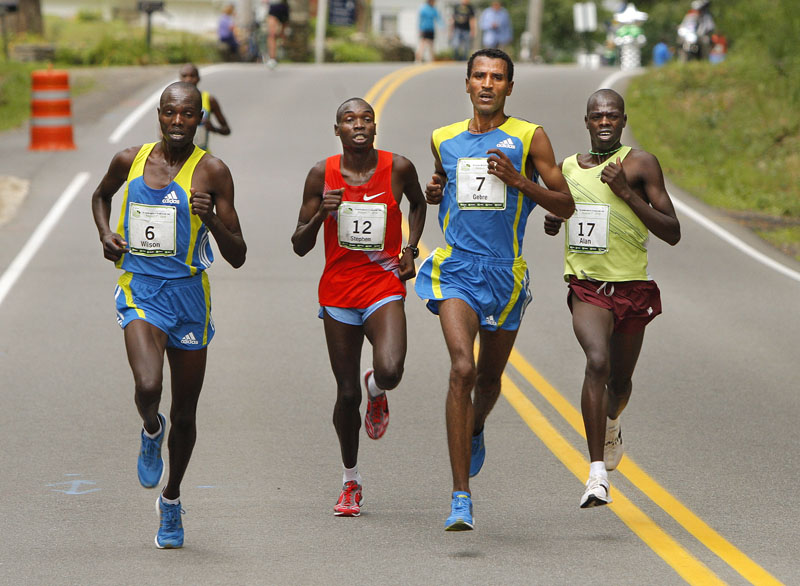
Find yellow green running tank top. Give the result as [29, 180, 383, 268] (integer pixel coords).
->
[562, 146, 650, 282]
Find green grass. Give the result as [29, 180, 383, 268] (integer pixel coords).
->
[627, 54, 800, 260]
[0, 62, 39, 132]
[0, 15, 218, 131]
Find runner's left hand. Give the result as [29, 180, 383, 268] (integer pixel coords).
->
[190, 189, 215, 221]
[398, 248, 417, 281]
[486, 148, 517, 187]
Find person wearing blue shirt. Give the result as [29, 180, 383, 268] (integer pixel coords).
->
[652, 39, 672, 66]
[479, 0, 512, 51]
[416, 0, 443, 62]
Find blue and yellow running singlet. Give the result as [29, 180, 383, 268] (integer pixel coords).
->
[115, 142, 213, 278]
[433, 117, 540, 259]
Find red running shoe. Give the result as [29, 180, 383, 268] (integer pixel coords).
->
[363, 369, 389, 440]
[334, 481, 363, 517]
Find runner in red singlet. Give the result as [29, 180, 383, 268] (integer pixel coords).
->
[291, 98, 426, 517]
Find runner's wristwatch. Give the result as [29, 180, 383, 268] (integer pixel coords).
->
[404, 245, 419, 259]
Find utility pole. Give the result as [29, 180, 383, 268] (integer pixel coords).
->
[527, 0, 543, 61]
[314, 0, 327, 63]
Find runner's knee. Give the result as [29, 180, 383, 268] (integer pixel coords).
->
[335, 383, 362, 411]
[584, 350, 611, 383]
[449, 359, 476, 393]
[374, 363, 403, 391]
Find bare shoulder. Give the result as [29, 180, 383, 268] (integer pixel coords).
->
[197, 152, 231, 176]
[114, 145, 142, 166]
[626, 147, 661, 168]
[391, 152, 416, 174]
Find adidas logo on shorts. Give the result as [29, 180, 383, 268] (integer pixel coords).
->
[180, 332, 199, 345]
[496, 138, 516, 149]
[162, 190, 180, 204]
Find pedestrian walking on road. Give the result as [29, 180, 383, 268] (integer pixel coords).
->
[90, 81, 247, 548]
[415, 48, 573, 531]
[178, 63, 231, 153]
[543, 89, 680, 508]
[291, 98, 426, 517]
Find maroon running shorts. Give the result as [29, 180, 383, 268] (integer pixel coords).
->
[567, 275, 662, 334]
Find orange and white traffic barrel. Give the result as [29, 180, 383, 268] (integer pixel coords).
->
[29, 67, 76, 151]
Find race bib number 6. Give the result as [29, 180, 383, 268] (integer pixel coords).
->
[128, 203, 177, 256]
[456, 158, 506, 210]
[568, 202, 610, 254]
[338, 202, 387, 251]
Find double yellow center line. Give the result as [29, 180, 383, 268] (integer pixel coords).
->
[365, 63, 782, 586]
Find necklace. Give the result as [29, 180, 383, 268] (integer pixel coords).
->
[469, 116, 507, 134]
[589, 145, 623, 157]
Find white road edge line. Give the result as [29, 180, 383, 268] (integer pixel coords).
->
[599, 69, 800, 284]
[0, 171, 91, 307]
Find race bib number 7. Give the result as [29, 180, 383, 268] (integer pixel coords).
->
[456, 158, 506, 210]
[128, 203, 177, 256]
[568, 202, 610, 254]
[338, 202, 387, 251]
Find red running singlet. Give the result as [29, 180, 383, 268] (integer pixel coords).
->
[319, 150, 406, 308]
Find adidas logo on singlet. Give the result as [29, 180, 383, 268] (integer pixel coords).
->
[496, 138, 516, 149]
[162, 190, 180, 204]
[180, 332, 199, 345]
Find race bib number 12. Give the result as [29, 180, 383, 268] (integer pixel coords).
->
[338, 202, 387, 251]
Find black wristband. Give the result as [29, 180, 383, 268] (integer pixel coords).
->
[404, 245, 419, 259]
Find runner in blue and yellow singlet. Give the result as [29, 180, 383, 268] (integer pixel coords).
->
[91, 81, 246, 549]
[543, 89, 680, 510]
[179, 63, 231, 153]
[415, 48, 574, 531]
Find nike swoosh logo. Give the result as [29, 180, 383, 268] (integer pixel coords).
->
[363, 192, 385, 201]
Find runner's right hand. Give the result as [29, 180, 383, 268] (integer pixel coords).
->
[425, 174, 444, 205]
[543, 213, 564, 236]
[319, 188, 343, 218]
[101, 232, 129, 262]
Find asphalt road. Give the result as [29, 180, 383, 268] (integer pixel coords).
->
[0, 62, 798, 586]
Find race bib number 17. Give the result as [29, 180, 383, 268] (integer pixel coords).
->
[568, 202, 610, 254]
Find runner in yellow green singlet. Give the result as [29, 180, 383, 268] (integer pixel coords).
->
[544, 89, 680, 509]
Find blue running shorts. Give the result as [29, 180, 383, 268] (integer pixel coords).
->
[415, 246, 531, 331]
[319, 295, 404, 326]
[115, 272, 214, 349]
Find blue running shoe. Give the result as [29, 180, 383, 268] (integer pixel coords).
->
[138, 413, 166, 488]
[445, 491, 474, 531]
[469, 428, 485, 478]
[155, 494, 184, 549]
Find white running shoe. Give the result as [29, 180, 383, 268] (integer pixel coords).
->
[580, 475, 612, 508]
[604, 417, 623, 471]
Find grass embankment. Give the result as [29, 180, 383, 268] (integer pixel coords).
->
[0, 15, 217, 132]
[627, 56, 800, 260]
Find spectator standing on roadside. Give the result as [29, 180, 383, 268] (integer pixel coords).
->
[265, 0, 290, 68]
[651, 38, 672, 67]
[450, 0, 476, 61]
[479, 0, 512, 52]
[417, 0, 443, 63]
[218, 3, 239, 59]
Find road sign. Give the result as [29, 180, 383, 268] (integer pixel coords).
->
[573, 2, 597, 33]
